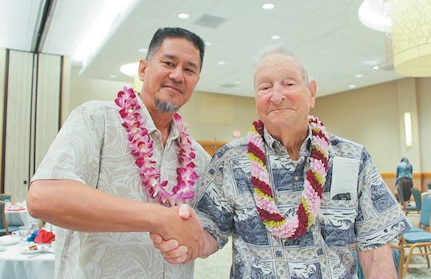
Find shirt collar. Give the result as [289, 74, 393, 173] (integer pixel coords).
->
[262, 124, 312, 156]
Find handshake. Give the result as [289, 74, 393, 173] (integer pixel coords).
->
[150, 204, 217, 264]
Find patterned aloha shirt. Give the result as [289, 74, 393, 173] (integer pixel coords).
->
[32, 97, 210, 279]
[193, 126, 410, 279]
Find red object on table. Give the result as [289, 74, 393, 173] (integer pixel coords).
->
[34, 229, 56, 244]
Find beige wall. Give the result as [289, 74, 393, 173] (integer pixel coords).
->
[66, 66, 133, 117]
[417, 78, 431, 172]
[312, 81, 400, 173]
[179, 91, 257, 142]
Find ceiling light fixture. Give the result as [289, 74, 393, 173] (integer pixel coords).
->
[271, 35, 280, 40]
[391, 0, 431, 77]
[358, 0, 391, 32]
[262, 3, 275, 10]
[178, 13, 190, 19]
[120, 62, 140, 77]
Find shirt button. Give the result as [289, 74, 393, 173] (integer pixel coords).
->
[294, 176, 299, 181]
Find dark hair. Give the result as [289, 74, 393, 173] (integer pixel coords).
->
[146, 27, 205, 72]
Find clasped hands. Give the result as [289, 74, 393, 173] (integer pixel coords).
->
[151, 204, 207, 264]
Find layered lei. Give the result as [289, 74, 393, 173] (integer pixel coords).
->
[115, 87, 198, 206]
[248, 116, 329, 239]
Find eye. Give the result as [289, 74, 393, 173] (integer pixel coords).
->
[184, 67, 196, 74]
[283, 81, 296, 87]
[162, 60, 174, 67]
[257, 83, 272, 93]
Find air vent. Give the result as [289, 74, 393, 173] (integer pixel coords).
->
[193, 14, 226, 29]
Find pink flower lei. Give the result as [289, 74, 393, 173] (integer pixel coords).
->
[115, 87, 199, 206]
[248, 116, 329, 239]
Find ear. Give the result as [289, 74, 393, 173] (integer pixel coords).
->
[309, 79, 317, 109]
[138, 59, 148, 81]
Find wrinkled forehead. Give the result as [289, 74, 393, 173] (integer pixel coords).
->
[254, 53, 304, 81]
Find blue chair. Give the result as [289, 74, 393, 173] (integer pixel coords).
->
[399, 196, 431, 277]
[0, 194, 11, 202]
[0, 201, 19, 236]
[398, 187, 421, 215]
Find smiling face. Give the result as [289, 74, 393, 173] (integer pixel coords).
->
[254, 52, 316, 131]
[138, 37, 201, 113]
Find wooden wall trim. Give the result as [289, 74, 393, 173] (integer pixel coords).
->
[381, 172, 431, 193]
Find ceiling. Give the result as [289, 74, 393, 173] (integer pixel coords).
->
[0, 0, 403, 98]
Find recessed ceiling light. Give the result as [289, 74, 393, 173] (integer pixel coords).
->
[364, 59, 378, 65]
[356, 74, 364, 78]
[349, 84, 356, 88]
[271, 35, 280, 40]
[120, 62, 140, 76]
[262, 3, 275, 10]
[138, 48, 148, 53]
[218, 61, 226, 65]
[372, 65, 379, 71]
[178, 13, 190, 19]
[205, 41, 211, 46]
[110, 74, 116, 79]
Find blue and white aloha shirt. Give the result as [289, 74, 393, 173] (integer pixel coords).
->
[193, 127, 410, 279]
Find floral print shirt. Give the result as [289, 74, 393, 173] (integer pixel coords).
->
[32, 97, 210, 279]
[193, 128, 410, 279]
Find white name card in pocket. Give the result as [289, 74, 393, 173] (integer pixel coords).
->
[330, 157, 360, 200]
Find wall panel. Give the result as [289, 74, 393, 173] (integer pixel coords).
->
[34, 54, 62, 171]
[0, 48, 6, 192]
[4, 50, 34, 200]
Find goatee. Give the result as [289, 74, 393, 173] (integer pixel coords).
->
[155, 99, 180, 113]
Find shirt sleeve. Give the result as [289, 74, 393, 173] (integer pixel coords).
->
[193, 149, 235, 250]
[355, 148, 411, 250]
[31, 101, 106, 187]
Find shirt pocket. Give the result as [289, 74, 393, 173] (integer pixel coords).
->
[319, 199, 358, 246]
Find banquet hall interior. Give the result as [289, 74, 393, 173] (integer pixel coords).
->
[0, 0, 431, 278]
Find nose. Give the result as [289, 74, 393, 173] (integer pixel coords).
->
[271, 83, 285, 103]
[169, 66, 184, 83]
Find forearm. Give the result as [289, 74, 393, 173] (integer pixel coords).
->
[357, 243, 397, 279]
[27, 179, 165, 232]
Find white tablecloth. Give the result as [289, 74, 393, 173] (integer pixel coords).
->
[0, 238, 54, 279]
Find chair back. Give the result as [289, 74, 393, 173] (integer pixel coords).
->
[0, 194, 11, 202]
[419, 196, 431, 230]
[0, 201, 9, 235]
[412, 188, 422, 210]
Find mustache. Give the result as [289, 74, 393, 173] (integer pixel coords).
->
[161, 81, 184, 94]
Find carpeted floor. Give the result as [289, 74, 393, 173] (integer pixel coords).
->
[194, 213, 431, 278]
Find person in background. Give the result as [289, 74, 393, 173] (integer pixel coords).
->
[152, 46, 411, 278]
[26, 27, 210, 279]
[395, 156, 414, 209]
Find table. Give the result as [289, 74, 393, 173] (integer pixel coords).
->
[0, 236, 54, 279]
